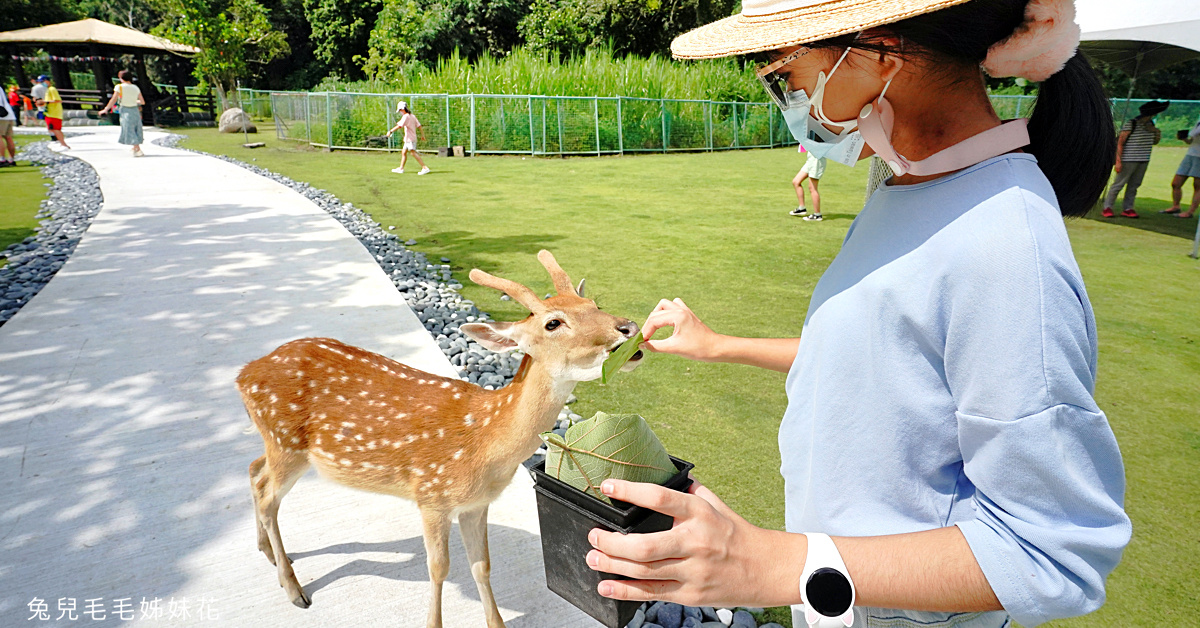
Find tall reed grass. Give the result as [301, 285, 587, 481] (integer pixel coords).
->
[314, 46, 763, 102]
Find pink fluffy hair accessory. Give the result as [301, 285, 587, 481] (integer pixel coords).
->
[982, 0, 1081, 82]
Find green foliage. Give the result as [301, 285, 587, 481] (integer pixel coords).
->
[302, 0, 379, 80]
[0, 0, 79, 31]
[361, 0, 529, 77]
[518, 0, 739, 58]
[344, 45, 762, 102]
[543, 412, 676, 504]
[152, 0, 289, 108]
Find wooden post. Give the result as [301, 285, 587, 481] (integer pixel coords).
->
[88, 44, 111, 102]
[172, 59, 190, 117]
[133, 54, 156, 125]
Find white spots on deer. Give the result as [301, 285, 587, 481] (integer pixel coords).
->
[249, 384, 259, 393]
[270, 355, 283, 363]
[269, 393, 279, 403]
[336, 395, 347, 403]
[424, 405, 435, 411]
[290, 436, 300, 445]
[340, 458, 353, 466]
[398, 372, 409, 379]
[440, 381, 451, 389]
[464, 413, 475, 427]
[483, 416, 491, 427]
[334, 433, 346, 442]
[307, 381, 317, 388]
[382, 438, 392, 446]
[436, 428, 445, 438]
[452, 449, 463, 460]
[395, 412, 408, 420]
[412, 466, 426, 477]
[341, 421, 356, 428]
[288, 403, 300, 412]
[434, 464, 445, 475]
[453, 392, 461, 400]
[507, 394, 514, 403]
[405, 434, 418, 444]
[340, 375, 350, 383]
[358, 390, 370, 397]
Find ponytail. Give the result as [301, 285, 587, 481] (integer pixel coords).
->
[1027, 53, 1115, 217]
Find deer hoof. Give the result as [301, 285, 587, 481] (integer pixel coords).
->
[290, 589, 311, 609]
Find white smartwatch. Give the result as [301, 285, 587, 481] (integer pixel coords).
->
[799, 532, 855, 628]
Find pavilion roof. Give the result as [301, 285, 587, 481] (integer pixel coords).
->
[0, 18, 198, 55]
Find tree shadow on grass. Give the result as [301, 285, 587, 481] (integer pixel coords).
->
[419, 230, 567, 270]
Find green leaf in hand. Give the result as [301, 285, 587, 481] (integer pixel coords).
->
[542, 411, 675, 504]
[601, 332, 644, 384]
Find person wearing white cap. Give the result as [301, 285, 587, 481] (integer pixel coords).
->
[584, 2, 1131, 628]
[386, 100, 430, 175]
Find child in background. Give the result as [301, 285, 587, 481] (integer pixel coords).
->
[386, 101, 430, 175]
[790, 147, 826, 221]
[40, 78, 70, 150]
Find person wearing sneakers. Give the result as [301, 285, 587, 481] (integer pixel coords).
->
[39, 78, 70, 150]
[0, 93, 17, 166]
[1102, 100, 1167, 218]
[99, 70, 146, 157]
[386, 101, 430, 175]
[584, 2, 1130, 628]
[1164, 117, 1200, 219]
[790, 148, 826, 220]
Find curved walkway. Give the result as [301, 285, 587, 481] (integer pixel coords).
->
[0, 128, 590, 627]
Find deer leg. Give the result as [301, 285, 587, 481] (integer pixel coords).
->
[458, 506, 506, 628]
[249, 456, 275, 564]
[421, 508, 452, 628]
[258, 454, 311, 608]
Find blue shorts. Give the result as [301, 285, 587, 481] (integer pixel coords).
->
[1177, 154, 1200, 179]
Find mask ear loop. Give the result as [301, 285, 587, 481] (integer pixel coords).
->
[810, 44, 860, 132]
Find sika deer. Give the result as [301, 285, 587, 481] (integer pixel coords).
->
[238, 250, 642, 628]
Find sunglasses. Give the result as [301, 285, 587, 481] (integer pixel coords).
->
[756, 47, 813, 110]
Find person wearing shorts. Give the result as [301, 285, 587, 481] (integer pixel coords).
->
[41, 79, 70, 149]
[1164, 119, 1200, 219]
[386, 101, 429, 175]
[30, 76, 47, 124]
[790, 150, 826, 221]
[0, 95, 17, 166]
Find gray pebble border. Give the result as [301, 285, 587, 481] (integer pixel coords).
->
[0, 142, 102, 325]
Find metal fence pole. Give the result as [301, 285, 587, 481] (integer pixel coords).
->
[305, 93, 312, 143]
[768, 104, 774, 147]
[617, 97, 624, 155]
[557, 99, 564, 155]
[386, 95, 393, 151]
[594, 97, 601, 156]
[706, 101, 713, 152]
[325, 92, 333, 149]
[470, 94, 476, 155]
[529, 95, 535, 154]
[445, 95, 451, 148]
[542, 98, 547, 154]
[1014, 95, 1024, 118]
[733, 103, 739, 148]
[661, 98, 667, 153]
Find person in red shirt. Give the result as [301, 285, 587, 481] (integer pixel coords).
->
[6, 85, 21, 126]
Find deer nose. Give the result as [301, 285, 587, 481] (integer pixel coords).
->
[616, 321, 639, 338]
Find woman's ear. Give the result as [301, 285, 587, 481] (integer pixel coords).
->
[872, 35, 905, 84]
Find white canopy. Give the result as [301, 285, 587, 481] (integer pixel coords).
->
[1077, 0, 1200, 73]
[0, 18, 197, 55]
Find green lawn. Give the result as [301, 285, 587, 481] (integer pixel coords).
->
[0, 134, 50, 266]
[171, 127, 1200, 625]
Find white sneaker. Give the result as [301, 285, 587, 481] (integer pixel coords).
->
[418, 167, 431, 175]
[391, 167, 404, 174]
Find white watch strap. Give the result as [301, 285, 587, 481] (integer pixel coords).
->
[800, 532, 855, 628]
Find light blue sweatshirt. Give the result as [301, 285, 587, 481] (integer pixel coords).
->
[780, 154, 1131, 627]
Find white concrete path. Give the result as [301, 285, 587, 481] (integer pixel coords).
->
[0, 128, 594, 627]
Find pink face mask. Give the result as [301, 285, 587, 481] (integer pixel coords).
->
[856, 79, 1031, 177]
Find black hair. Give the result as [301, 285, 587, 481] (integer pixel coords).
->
[118, 70, 133, 82]
[809, 0, 1114, 217]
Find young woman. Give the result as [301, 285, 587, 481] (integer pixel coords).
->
[584, 1, 1131, 627]
[386, 101, 430, 175]
[99, 70, 146, 157]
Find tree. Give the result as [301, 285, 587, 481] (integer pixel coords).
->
[302, 0, 379, 81]
[153, 0, 289, 109]
[361, 0, 530, 79]
[519, 0, 739, 58]
[0, 0, 79, 32]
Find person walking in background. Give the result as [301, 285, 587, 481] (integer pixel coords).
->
[0, 94, 17, 166]
[7, 85, 21, 126]
[38, 77, 70, 150]
[30, 76, 47, 126]
[790, 148, 826, 220]
[386, 101, 429, 175]
[99, 70, 145, 157]
[1102, 100, 1168, 218]
[1164, 117, 1200, 219]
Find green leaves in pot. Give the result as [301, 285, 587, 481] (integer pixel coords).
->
[541, 411, 676, 504]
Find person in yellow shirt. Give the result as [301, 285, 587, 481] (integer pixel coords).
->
[39, 78, 70, 149]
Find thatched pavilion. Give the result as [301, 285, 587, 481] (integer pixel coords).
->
[1, 18, 213, 125]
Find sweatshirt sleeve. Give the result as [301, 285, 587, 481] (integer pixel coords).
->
[942, 191, 1131, 626]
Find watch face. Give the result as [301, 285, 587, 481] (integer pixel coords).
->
[806, 567, 853, 616]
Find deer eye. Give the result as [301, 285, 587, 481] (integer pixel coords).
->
[544, 319, 562, 331]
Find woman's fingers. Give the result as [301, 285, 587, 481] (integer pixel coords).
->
[587, 550, 682, 580]
[641, 309, 681, 345]
[590, 526, 682, 564]
[602, 480, 694, 517]
[596, 578, 682, 602]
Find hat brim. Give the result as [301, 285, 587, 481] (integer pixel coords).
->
[671, 0, 973, 60]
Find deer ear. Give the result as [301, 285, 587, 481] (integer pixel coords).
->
[575, 278, 586, 298]
[460, 322, 519, 352]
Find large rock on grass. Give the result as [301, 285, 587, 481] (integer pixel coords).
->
[219, 107, 257, 133]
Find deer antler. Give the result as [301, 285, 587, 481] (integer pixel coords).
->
[537, 250, 578, 297]
[469, 268, 544, 311]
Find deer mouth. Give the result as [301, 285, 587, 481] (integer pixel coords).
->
[609, 341, 644, 363]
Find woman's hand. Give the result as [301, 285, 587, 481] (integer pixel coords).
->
[1114, 159, 1123, 174]
[586, 478, 803, 608]
[641, 298, 724, 362]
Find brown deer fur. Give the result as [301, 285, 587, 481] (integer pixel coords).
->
[238, 250, 640, 628]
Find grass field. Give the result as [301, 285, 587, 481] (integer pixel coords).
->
[5, 125, 1194, 626]
[0, 134, 50, 266]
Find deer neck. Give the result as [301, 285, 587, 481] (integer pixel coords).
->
[493, 354, 576, 456]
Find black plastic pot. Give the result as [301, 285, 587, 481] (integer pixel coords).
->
[530, 456, 695, 628]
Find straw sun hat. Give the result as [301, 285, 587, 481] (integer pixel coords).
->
[671, 0, 974, 59]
